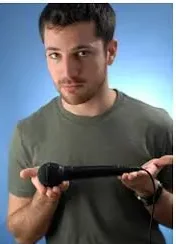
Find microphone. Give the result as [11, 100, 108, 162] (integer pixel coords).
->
[38, 162, 141, 187]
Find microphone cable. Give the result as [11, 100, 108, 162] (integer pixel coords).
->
[139, 168, 157, 244]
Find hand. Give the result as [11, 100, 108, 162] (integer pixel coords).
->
[118, 155, 172, 196]
[20, 167, 69, 201]
[154, 155, 173, 168]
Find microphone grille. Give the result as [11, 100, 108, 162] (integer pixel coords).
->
[38, 162, 63, 187]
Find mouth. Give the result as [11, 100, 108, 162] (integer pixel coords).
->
[62, 84, 83, 93]
[63, 84, 83, 88]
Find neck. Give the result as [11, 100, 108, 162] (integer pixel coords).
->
[61, 83, 117, 117]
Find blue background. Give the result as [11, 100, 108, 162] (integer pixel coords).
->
[0, 3, 173, 244]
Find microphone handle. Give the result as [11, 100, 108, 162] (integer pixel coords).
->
[62, 165, 141, 181]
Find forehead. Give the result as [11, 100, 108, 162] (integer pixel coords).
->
[43, 22, 102, 50]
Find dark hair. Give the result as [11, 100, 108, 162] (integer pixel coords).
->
[39, 3, 116, 44]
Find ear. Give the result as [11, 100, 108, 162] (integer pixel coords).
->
[106, 40, 118, 65]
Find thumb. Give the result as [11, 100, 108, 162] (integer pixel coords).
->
[155, 155, 173, 168]
[20, 167, 38, 179]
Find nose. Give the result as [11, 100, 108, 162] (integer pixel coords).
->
[61, 56, 81, 79]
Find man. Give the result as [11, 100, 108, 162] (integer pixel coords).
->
[7, 3, 173, 244]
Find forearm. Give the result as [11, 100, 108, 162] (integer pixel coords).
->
[146, 189, 173, 228]
[7, 192, 59, 244]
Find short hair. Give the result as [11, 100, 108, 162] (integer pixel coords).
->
[39, 3, 116, 44]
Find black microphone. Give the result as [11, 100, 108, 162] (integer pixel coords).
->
[38, 162, 141, 187]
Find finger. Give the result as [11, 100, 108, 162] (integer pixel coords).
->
[142, 160, 161, 177]
[31, 177, 46, 195]
[52, 186, 60, 194]
[20, 168, 38, 179]
[155, 155, 173, 167]
[127, 172, 138, 180]
[136, 170, 148, 177]
[142, 158, 159, 168]
[46, 188, 54, 198]
[46, 188, 60, 199]
[60, 181, 69, 192]
[125, 172, 141, 180]
[120, 177, 134, 188]
[121, 171, 145, 186]
[121, 173, 129, 181]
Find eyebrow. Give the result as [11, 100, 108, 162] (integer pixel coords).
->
[46, 47, 60, 52]
[46, 44, 94, 52]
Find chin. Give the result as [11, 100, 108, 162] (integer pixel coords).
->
[63, 97, 89, 105]
[61, 94, 92, 105]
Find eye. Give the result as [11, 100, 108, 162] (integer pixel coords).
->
[77, 50, 90, 57]
[48, 53, 60, 60]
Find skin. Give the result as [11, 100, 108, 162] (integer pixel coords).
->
[7, 21, 173, 244]
[44, 21, 117, 116]
[119, 155, 173, 196]
[20, 167, 69, 199]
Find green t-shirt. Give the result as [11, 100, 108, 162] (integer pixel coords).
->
[8, 91, 173, 244]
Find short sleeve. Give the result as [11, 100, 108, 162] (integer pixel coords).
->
[8, 124, 36, 197]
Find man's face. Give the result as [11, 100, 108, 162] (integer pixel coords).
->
[44, 22, 116, 105]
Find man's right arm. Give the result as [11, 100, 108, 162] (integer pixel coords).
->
[7, 167, 69, 244]
[7, 192, 58, 244]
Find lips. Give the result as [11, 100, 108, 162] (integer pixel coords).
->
[62, 84, 83, 93]
[63, 84, 82, 87]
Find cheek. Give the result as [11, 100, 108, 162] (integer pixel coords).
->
[47, 61, 60, 80]
[83, 56, 106, 74]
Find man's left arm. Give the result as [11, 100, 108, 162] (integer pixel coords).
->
[145, 185, 173, 228]
[120, 155, 173, 228]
